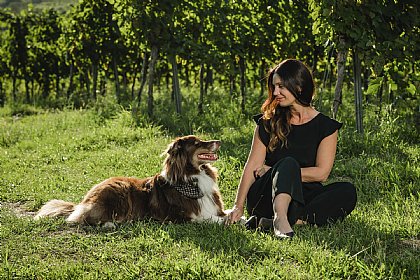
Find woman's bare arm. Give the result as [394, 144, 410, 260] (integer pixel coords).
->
[226, 126, 266, 224]
[301, 130, 338, 182]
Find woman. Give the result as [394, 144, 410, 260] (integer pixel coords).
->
[226, 59, 357, 238]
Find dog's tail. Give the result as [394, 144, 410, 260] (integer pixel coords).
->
[34, 199, 75, 220]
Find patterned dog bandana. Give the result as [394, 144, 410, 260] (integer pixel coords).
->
[173, 178, 204, 199]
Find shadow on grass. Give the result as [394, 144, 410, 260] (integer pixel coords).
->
[74, 211, 418, 276]
[27, 216, 271, 264]
[163, 222, 273, 260]
[296, 217, 420, 277]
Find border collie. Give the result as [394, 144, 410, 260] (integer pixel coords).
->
[34, 135, 227, 227]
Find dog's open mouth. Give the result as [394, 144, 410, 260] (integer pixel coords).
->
[198, 153, 218, 161]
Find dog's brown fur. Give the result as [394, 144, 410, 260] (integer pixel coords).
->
[35, 135, 226, 226]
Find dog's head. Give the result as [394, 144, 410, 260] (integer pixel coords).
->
[163, 135, 221, 183]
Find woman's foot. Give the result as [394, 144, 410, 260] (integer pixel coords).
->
[272, 193, 294, 238]
[273, 216, 294, 239]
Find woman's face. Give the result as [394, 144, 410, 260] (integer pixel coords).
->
[272, 73, 296, 107]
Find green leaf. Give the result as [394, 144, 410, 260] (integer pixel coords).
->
[366, 77, 383, 96]
[406, 83, 416, 95]
[389, 82, 398, 92]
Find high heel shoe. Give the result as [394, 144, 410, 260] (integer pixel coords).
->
[257, 217, 273, 232]
[245, 216, 274, 232]
[244, 215, 258, 230]
[274, 230, 294, 239]
[273, 218, 294, 239]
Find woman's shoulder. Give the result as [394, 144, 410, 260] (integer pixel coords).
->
[315, 113, 343, 137]
[317, 113, 342, 126]
[252, 113, 270, 146]
[252, 113, 264, 124]
[252, 113, 263, 123]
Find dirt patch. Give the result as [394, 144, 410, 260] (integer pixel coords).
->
[0, 201, 36, 218]
[0, 201, 120, 235]
[401, 238, 420, 251]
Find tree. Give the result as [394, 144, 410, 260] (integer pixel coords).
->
[26, 8, 63, 102]
[0, 10, 13, 106]
[310, 0, 419, 133]
[4, 12, 29, 102]
[118, 0, 173, 116]
[66, 0, 122, 102]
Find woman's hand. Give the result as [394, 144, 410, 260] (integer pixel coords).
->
[253, 164, 270, 179]
[225, 205, 244, 225]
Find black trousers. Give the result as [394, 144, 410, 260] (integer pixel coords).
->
[246, 157, 357, 226]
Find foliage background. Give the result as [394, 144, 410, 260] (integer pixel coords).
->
[0, 0, 418, 118]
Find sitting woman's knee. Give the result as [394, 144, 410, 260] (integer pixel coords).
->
[343, 182, 357, 199]
[340, 182, 357, 212]
[273, 156, 300, 171]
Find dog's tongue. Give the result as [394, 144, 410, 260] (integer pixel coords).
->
[198, 153, 218, 161]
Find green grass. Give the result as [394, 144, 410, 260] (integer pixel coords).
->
[0, 88, 419, 279]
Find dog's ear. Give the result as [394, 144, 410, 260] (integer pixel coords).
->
[163, 140, 181, 156]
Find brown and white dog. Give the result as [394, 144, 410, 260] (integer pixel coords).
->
[34, 135, 227, 227]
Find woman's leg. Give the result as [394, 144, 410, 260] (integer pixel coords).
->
[246, 157, 304, 231]
[271, 157, 304, 234]
[273, 193, 293, 234]
[302, 182, 357, 226]
[246, 177, 273, 219]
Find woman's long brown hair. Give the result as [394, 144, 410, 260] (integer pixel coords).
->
[261, 70, 292, 151]
[261, 59, 315, 152]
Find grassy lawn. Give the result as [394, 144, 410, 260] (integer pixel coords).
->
[0, 90, 419, 279]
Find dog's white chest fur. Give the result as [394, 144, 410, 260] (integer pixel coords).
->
[189, 171, 224, 223]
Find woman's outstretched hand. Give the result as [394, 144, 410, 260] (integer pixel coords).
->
[225, 205, 244, 225]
